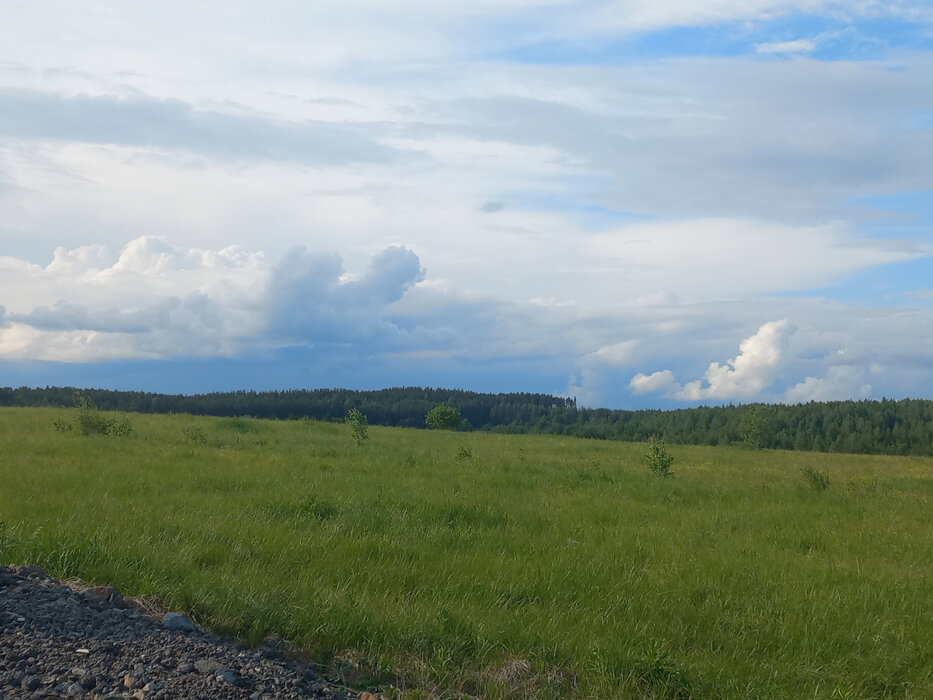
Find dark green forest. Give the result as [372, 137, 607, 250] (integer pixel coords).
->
[2, 385, 931, 456]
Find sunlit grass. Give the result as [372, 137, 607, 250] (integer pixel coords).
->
[1, 407, 932, 698]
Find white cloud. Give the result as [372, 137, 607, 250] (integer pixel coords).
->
[755, 39, 818, 53]
[681, 319, 797, 399]
[585, 219, 926, 300]
[593, 340, 639, 366]
[0, 238, 426, 362]
[630, 369, 679, 395]
[1, 236, 932, 404]
[629, 320, 797, 400]
[46, 244, 113, 276]
[784, 364, 872, 402]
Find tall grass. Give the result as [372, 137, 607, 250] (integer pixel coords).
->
[1, 407, 932, 698]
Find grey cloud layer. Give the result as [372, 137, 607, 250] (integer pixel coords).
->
[421, 56, 933, 221]
[0, 89, 397, 165]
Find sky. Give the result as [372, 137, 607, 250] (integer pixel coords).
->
[0, 0, 931, 408]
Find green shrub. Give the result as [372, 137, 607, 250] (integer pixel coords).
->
[346, 408, 369, 446]
[183, 423, 207, 446]
[643, 437, 674, 477]
[426, 405, 461, 430]
[63, 394, 132, 437]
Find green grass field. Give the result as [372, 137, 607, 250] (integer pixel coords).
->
[1, 406, 931, 698]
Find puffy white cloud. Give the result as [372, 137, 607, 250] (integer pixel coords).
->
[0, 238, 426, 362]
[630, 369, 679, 395]
[592, 340, 639, 366]
[109, 236, 189, 275]
[681, 319, 797, 399]
[629, 320, 797, 400]
[784, 365, 872, 403]
[46, 244, 113, 276]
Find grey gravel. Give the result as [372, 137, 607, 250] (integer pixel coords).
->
[0, 564, 355, 699]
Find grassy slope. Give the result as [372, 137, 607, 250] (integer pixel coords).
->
[0, 407, 931, 698]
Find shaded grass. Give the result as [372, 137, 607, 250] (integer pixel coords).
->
[1, 407, 932, 697]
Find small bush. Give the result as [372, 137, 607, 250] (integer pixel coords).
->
[106, 416, 133, 436]
[346, 408, 369, 446]
[802, 466, 830, 491]
[62, 394, 132, 437]
[643, 437, 674, 477]
[183, 424, 207, 446]
[75, 407, 112, 436]
[426, 404, 461, 430]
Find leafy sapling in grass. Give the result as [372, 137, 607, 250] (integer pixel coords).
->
[57, 393, 133, 437]
[346, 408, 369, 446]
[643, 436, 674, 477]
[802, 466, 830, 491]
[183, 423, 207, 446]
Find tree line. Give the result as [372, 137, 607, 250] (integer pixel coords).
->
[1, 385, 931, 456]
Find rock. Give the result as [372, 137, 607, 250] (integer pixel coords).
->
[194, 659, 221, 674]
[66, 681, 87, 696]
[80, 586, 124, 609]
[161, 612, 197, 632]
[216, 669, 237, 684]
[0, 573, 15, 587]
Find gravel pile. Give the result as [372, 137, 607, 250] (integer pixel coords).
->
[0, 565, 363, 699]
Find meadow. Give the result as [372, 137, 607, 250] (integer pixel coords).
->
[0, 406, 931, 698]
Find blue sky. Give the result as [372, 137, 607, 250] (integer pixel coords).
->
[0, 0, 931, 408]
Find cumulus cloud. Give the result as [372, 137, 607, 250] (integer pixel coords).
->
[45, 244, 113, 276]
[629, 320, 797, 400]
[266, 245, 424, 344]
[0, 238, 425, 362]
[592, 340, 639, 366]
[629, 369, 678, 395]
[784, 365, 872, 403]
